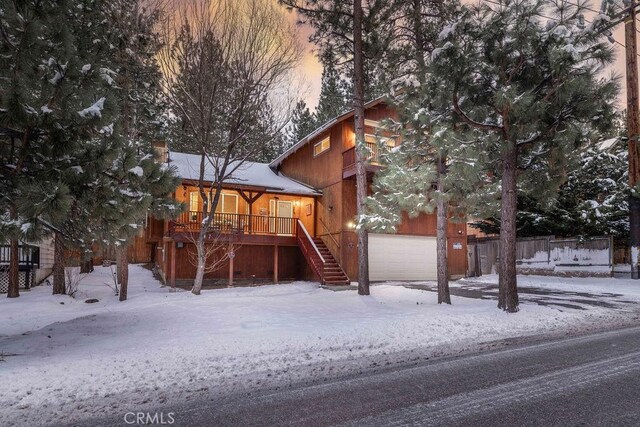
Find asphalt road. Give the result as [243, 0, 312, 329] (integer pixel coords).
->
[168, 326, 640, 427]
[87, 325, 640, 427]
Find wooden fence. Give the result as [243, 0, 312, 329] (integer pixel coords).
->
[469, 235, 614, 277]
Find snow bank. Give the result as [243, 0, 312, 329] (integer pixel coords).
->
[1, 266, 639, 425]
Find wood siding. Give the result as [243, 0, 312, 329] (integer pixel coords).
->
[127, 235, 154, 264]
[278, 101, 468, 281]
[167, 243, 302, 281]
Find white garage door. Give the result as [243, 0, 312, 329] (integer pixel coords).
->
[369, 234, 437, 281]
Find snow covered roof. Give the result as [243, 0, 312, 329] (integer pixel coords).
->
[168, 151, 321, 196]
[597, 137, 620, 152]
[269, 96, 386, 168]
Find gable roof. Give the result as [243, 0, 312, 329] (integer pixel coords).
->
[168, 151, 321, 196]
[269, 96, 386, 168]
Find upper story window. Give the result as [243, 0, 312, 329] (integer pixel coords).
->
[313, 136, 330, 157]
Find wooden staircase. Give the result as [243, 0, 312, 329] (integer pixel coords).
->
[296, 220, 349, 286]
[311, 237, 349, 286]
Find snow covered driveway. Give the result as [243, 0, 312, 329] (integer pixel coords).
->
[1, 266, 640, 426]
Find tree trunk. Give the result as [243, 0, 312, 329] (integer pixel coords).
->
[192, 155, 223, 295]
[192, 237, 206, 295]
[118, 245, 129, 301]
[353, 0, 370, 296]
[52, 231, 66, 295]
[436, 157, 451, 304]
[498, 140, 519, 312]
[80, 258, 93, 274]
[7, 238, 20, 298]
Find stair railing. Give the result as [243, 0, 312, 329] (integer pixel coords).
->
[296, 220, 325, 284]
[318, 217, 340, 251]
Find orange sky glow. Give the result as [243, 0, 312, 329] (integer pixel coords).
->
[283, 2, 634, 112]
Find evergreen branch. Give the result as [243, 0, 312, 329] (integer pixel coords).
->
[280, 1, 354, 19]
[452, 92, 503, 134]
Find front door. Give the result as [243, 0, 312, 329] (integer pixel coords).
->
[277, 201, 293, 235]
[269, 199, 293, 235]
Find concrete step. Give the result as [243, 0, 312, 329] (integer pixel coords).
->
[324, 280, 350, 286]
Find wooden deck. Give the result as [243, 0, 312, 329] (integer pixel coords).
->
[169, 212, 298, 245]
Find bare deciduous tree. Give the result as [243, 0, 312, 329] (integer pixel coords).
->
[159, 0, 301, 294]
[185, 233, 239, 287]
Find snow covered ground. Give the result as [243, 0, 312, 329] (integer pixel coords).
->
[1, 266, 640, 426]
[464, 273, 640, 296]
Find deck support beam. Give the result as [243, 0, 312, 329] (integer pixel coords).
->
[228, 253, 234, 288]
[170, 241, 176, 289]
[274, 245, 279, 283]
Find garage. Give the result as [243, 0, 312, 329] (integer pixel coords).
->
[368, 233, 437, 281]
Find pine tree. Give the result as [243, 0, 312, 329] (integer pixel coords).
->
[0, 0, 118, 297]
[1, 0, 180, 299]
[100, 0, 181, 301]
[431, 0, 619, 312]
[252, 103, 291, 162]
[364, 97, 484, 305]
[361, 0, 462, 304]
[281, 1, 398, 102]
[314, 47, 348, 126]
[281, 0, 400, 294]
[472, 138, 629, 244]
[285, 100, 316, 146]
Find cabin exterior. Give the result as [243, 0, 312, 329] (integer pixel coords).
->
[269, 98, 468, 282]
[150, 152, 348, 286]
[145, 98, 467, 287]
[1, 238, 54, 293]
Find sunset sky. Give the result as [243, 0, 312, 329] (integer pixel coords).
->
[284, 3, 634, 112]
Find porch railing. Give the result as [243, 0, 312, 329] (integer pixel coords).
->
[296, 220, 325, 284]
[171, 211, 298, 236]
[0, 244, 40, 292]
[0, 244, 40, 268]
[342, 140, 386, 170]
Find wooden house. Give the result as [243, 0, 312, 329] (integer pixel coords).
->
[1, 238, 54, 293]
[147, 98, 467, 287]
[270, 98, 468, 282]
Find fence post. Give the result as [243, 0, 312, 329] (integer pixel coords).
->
[609, 235, 614, 269]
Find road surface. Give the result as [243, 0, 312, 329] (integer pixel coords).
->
[91, 325, 640, 427]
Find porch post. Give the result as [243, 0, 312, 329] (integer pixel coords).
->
[274, 245, 279, 283]
[228, 254, 234, 288]
[170, 241, 176, 289]
[248, 194, 253, 235]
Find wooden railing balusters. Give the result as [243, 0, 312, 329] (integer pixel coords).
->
[172, 211, 297, 237]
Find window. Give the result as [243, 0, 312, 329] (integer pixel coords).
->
[189, 192, 199, 221]
[216, 193, 238, 214]
[313, 136, 330, 157]
[189, 192, 199, 212]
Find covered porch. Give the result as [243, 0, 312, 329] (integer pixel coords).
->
[158, 184, 320, 287]
[169, 183, 317, 240]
